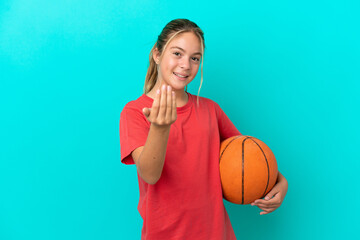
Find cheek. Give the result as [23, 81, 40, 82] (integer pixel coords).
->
[191, 63, 200, 74]
[160, 60, 177, 76]
[165, 58, 178, 71]
[159, 60, 175, 80]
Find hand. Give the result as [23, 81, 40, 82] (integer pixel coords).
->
[250, 173, 288, 215]
[142, 84, 177, 128]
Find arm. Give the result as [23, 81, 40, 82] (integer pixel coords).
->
[132, 84, 176, 185]
[250, 171, 288, 215]
[132, 125, 170, 184]
[277, 171, 288, 186]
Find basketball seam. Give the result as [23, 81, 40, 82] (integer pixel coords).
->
[220, 135, 272, 204]
[242, 136, 253, 204]
[219, 135, 244, 204]
[248, 137, 271, 199]
[219, 135, 243, 163]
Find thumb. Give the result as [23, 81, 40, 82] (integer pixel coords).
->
[142, 107, 150, 118]
[264, 189, 278, 200]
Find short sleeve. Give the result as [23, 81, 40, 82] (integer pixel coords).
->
[214, 102, 241, 141]
[119, 106, 150, 165]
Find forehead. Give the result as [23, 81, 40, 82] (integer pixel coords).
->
[167, 32, 202, 53]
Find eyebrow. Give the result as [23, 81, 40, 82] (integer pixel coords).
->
[170, 46, 202, 56]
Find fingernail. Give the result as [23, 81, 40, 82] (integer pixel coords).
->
[156, 89, 160, 94]
[162, 85, 166, 90]
[167, 85, 171, 91]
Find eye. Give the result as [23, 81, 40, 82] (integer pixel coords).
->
[192, 57, 200, 62]
[173, 52, 181, 56]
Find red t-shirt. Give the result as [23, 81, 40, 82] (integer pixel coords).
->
[120, 92, 241, 240]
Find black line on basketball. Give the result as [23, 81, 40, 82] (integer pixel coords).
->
[219, 135, 244, 202]
[219, 135, 243, 163]
[248, 137, 270, 199]
[242, 136, 252, 204]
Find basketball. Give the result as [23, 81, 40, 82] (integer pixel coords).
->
[219, 135, 278, 205]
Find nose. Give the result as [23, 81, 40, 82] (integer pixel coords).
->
[180, 58, 190, 70]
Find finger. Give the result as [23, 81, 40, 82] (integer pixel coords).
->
[150, 88, 161, 118]
[260, 210, 274, 215]
[264, 190, 279, 201]
[260, 208, 276, 214]
[171, 91, 177, 120]
[253, 197, 279, 205]
[257, 203, 278, 211]
[253, 194, 280, 205]
[251, 199, 268, 205]
[254, 203, 279, 209]
[252, 199, 279, 208]
[158, 84, 167, 120]
[166, 85, 172, 120]
[142, 108, 150, 118]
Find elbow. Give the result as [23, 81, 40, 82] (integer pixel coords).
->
[144, 178, 159, 185]
[147, 179, 158, 185]
[136, 157, 162, 185]
[147, 175, 160, 185]
[139, 172, 160, 185]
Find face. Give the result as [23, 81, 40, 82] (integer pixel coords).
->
[153, 32, 202, 91]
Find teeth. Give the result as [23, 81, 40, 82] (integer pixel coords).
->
[174, 73, 187, 78]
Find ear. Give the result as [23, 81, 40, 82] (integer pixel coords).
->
[152, 47, 160, 64]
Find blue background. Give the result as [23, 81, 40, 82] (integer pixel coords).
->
[1, 0, 359, 239]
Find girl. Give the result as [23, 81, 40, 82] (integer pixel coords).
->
[120, 19, 288, 240]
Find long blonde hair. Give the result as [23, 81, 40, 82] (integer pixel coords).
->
[144, 19, 205, 104]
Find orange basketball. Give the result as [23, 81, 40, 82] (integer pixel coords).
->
[219, 135, 278, 205]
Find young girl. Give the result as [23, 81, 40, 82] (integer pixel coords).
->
[120, 19, 288, 240]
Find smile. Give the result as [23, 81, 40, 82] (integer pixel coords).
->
[173, 72, 189, 78]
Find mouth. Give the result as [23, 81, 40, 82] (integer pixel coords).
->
[173, 72, 189, 79]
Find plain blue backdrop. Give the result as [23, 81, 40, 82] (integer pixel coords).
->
[1, 0, 359, 239]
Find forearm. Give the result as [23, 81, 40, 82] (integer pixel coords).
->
[276, 171, 288, 186]
[137, 124, 170, 184]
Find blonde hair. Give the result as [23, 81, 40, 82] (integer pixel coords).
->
[144, 19, 205, 105]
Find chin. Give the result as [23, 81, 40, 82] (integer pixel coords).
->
[166, 79, 188, 90]
[170, 82, 189, 90]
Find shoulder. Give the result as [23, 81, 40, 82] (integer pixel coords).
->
[120, 95, 151, 124]
[189, 93, 220, 110]
[121, 94, 150, 113]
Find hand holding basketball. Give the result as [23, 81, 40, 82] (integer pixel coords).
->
[251, 173, 288, 215]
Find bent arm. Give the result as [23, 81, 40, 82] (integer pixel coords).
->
[277, 171, 288, 184]
[132, 125, 171, 185]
